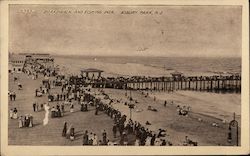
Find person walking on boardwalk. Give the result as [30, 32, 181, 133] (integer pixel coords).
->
[102, 130, 107, 145]
[93, 134, 98, 145]
[66, 124, 72, 139]
[13, 108, 18, 119]
[29, 114, 33, 127]
[9, 92, 13, 101]
[9, 109, 13, 119]
[83, 130, 89, 145]
[13, 92, 16, 101]
[112, 124, 117, 138]
[62, 122, 67, 137]
[18, 116, 23, 128]
[33, 102, 36, 112]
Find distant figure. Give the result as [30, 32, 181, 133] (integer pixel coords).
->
[18, 116, 23, 128]
[13, 108, 18, 119]
[102, 130, 107, 145]
[43, 104, 50, 126]
[70, 127, 75, 141]
[93, 134, 98, 145]
[66, 124, 72, 139]
[112, 124, 117, 138]
[62, 122, 67, 137]
[33, 102, 36, 112]
[9, 109, 13, 119]
[18, 82, 22, 90]
[29, 114, 33, 127]
[13, 92, 16, 101]
[70, 104, 74, 113]
[83, 130, 89, 145]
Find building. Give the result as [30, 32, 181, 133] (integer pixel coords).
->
[19, 53, 54, 69]
[81, 68, 104, 79]
[9, 54, 26, 73]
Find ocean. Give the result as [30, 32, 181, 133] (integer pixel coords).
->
[54, 55, 241, 77]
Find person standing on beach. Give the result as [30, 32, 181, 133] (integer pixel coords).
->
[36, 103, 39, 112]
[70, 103, 74, 113]
[70, 128, 75, 141]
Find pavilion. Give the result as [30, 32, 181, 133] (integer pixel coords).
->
[170, 71, 183, 79]
[81, 68, 104, 79]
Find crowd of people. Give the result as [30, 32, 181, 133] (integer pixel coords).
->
[9, 91, 17, 101]
[9, 108, 18, 119]
[176, 105, 191, 116]
[18, 114, 34, 128]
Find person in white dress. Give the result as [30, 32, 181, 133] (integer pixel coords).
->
[18, 116, 23, 128]
[145, 136, 151, 146]
[93, 134, 98, 145]
[9, 109, 13, 119]
[13, 108, 18, 119]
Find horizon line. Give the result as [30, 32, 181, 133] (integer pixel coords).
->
[10, 52, 242, 58]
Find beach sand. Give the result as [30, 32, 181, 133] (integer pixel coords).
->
[97, 88, 240, 146]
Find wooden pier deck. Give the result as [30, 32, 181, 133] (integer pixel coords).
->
[69, 75, 241, 93]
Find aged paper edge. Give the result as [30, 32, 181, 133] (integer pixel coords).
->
[1, 0, 249, 155]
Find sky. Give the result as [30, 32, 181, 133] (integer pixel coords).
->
[9, 5, 242, 57]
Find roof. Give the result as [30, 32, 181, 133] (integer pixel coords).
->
[170, 71, 183, 75]
[9, 54, 26, 62]
[81, 68, 104, 72]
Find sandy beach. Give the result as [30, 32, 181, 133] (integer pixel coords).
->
[96, 88, 240, 145]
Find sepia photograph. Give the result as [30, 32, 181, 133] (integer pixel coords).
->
[1, 0, 249, 155]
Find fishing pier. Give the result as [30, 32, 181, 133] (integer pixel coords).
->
[69, 74, 241, 93]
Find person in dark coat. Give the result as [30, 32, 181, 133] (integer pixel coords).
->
[102, 130, 107, 145]
[112, 124, 117, 138]
[62, 122, 67, 137]
[33, 102, 36, 112]
[83, 130, 89, 145]
[150, 134, 156, 146]
[13, 92, 16, 101]
[80, 103, 84, 112]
